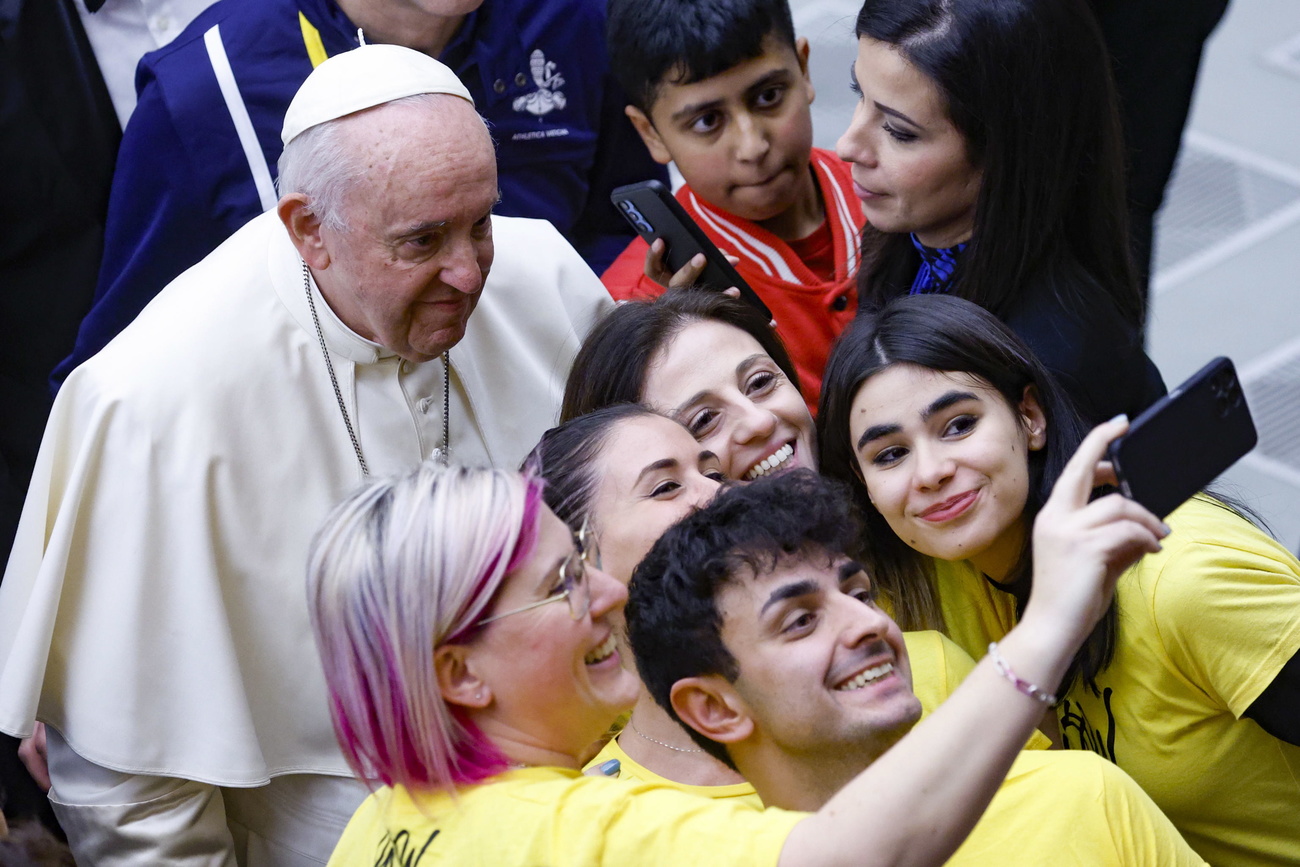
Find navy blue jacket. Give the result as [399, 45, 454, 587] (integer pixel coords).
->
[54, 0, 662, 387]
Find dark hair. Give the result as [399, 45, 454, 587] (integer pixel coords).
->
[524, 404, 663, 528]
[817, 294, 1114, 693]
[607, 0, 797, 113]
[854, 0, 1143, 329]
[626, 469, 861, 766]
[562, 289, 800, 423]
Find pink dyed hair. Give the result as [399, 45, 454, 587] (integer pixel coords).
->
[307, 462, 543, 790]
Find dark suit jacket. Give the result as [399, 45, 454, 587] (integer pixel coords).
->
[0, 0, 119, 569]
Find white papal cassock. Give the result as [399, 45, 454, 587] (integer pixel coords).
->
[0, 210, 611, 861]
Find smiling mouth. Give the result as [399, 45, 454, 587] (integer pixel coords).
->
[919, 490, 978, 522]
[744, 443, 795, 481]
[835, 662, 894, 691]
[584, 633, 618, 666]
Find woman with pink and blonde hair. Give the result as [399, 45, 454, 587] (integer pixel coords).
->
[307, 462, 638, 795]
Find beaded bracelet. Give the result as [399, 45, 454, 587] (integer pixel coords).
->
[988, 642, 1058, 706]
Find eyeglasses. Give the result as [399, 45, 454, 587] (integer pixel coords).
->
[476, 520, 599, 626]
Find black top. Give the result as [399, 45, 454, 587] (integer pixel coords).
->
[865, 246, 1167, 426]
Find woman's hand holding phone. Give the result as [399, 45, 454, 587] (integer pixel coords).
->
[1024, 416, 1169, 652]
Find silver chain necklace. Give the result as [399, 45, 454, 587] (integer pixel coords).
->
[628, 718, 703, 753]
[302, 260, 450, 476]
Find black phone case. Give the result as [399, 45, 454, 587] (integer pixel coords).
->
[611, 180, 773, 320]
[1107, 356, 1257, 519]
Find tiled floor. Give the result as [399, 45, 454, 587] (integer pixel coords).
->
[796, 0, 1300, 550]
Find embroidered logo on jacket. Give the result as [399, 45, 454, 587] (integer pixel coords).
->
[513, 49, 566, 116]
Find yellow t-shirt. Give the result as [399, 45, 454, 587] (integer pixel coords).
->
[927, 496, 1300, 867]
[1056, 496, 1300, 867]
[905, 629, 974, 717]
[901, 629, 1050, 750]
[586, 736, 763, 806]
[327, 767, 804, 866]
[583, 742, 1202, 865]
[948, 751, 1205, 866]
[923, 558, 1019, 664]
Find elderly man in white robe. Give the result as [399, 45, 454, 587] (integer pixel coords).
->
[0, 46, 612, 865]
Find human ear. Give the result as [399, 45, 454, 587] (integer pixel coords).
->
[277, 193, 330, 270]
[434, 643, 491, 710]
[625, 105, 674, 166]
[1018, 385, 1048, 451]
[670, 676, 754, 747]
[795, 37, 815, 105]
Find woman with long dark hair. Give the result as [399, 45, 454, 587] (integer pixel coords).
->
[818, 293, 1300, 866]
[837, 0, 1165, 425]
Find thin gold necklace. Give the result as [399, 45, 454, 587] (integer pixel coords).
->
[627, 718, 703, 753]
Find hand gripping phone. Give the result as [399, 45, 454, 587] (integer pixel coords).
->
[611, 180, 773, 320]
[1107, 357, 1257, 519]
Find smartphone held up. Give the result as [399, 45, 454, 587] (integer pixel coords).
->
[611, 180, 773, 320]
[1107, 357, 1257, 519]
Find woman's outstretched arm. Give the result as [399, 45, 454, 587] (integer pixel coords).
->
[781, 417, 1171, 867]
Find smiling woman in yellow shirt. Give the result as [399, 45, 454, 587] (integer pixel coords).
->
[819, 293, 1300, 866]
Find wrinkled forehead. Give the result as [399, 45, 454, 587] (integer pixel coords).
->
[335, 94, 494, 159]
[334, 99, 499, 214]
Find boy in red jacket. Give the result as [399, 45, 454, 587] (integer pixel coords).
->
[603, 0, 863, 410]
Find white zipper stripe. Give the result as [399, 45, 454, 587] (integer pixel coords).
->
[690, 192, 799, 282]
[686, 191, 776, 277]
[817, 153, 861, 276]
[204, 25, 278, 210]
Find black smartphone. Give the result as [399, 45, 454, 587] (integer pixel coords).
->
[1107, 357, 1257, 519]
[611, 180, 773, 320]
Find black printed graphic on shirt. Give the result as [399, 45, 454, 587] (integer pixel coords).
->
[373, 828, 439, 867]
[1059, 688, 1119, 763]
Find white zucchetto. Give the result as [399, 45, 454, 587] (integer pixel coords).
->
[281, 44, 475, 146]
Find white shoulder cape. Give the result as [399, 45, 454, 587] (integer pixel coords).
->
[0, 211, 610, 784]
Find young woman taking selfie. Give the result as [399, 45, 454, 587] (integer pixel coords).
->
[818, 293, 1300, 867]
